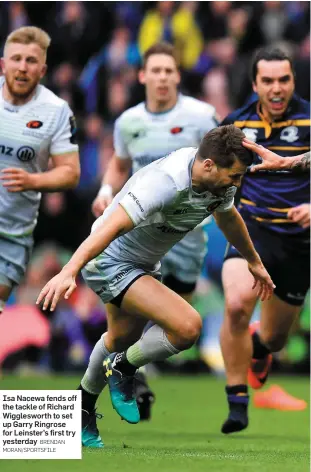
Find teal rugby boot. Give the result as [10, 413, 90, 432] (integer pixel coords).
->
[82, 409, 104, 448]
[103, 353, 140, 424]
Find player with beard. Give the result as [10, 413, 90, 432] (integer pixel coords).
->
[82, 43, 218, 430]
[37, 125, 275, 448]
[0, 26, 80, 315]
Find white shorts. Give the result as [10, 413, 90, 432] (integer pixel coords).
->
[82, 251, 162, 305]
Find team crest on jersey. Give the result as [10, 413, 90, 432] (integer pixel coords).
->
[170, 127, 183, 134]
[26, 120, 43, 129]
[280, 126, 299, 143]
[242, 128, 258, 141]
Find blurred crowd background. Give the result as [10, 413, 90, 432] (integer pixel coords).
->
[0, 1, 309, 376]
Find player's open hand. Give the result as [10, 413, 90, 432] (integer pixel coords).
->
[0, 168, 37, 192]
[242, 138, 285, 172]
[36, 270, 77, 312]
[288, 204, 310, 229]
[92, 195, 112, 218]
[248, 261, 275, 301]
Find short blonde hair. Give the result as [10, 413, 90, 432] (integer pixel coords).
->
[4, 26, 51, 60]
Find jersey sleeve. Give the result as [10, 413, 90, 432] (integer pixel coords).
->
[215, 187, 237, 212]
[50, 102, 79, 155]
[113, 115, 130, 159]
[119, 171, 177, 226]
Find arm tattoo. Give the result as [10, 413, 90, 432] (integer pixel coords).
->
[290, 152, 310, 172]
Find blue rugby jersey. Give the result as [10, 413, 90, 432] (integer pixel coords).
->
[222, 95, 310, 239]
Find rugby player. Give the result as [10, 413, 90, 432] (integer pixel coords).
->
[0, 27, 80, 313]
[220, 47, 310, 433]
[37, 125, 275, 447]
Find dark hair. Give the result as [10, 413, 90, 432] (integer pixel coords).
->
[142, 42, 179, 69]
[198, 125, 254, 168]
[251, 47, 294, 83]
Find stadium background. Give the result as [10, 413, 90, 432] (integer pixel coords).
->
[0, 1, 309, 376]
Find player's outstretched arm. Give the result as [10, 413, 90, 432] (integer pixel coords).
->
[36, 205, 134, 311]
[243, 138, 310, 172]
[92, 154, 132, 218]
[214, 207, 275, 301]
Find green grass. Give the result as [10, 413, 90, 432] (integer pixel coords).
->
[0, 375, 309, 471]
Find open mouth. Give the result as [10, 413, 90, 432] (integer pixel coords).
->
[269, 97, 285, 110]
[15, 77, 29, 84]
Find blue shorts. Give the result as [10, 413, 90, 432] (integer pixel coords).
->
[225, 218, 310, 306]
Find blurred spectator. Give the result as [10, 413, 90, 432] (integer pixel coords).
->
[138, 1, 204, 70]
[202, 67, 232, 121]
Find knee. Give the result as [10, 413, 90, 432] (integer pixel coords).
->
[261, 332, 288, 353]
[225, 299, 252, 333]
[175, 310, 202, 348]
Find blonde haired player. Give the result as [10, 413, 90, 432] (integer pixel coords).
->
[0, 26, 80, 312]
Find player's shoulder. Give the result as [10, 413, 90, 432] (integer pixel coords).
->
[291, 94, 310, 115]
[36, 84, 71, 113]
[156, 147, 196, 189]
[180, 95, 216, 117]
[115, 102, 145, 127]
[221, 98, 257, 125]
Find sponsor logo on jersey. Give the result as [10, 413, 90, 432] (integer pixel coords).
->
[0, 145, 13, 156]
[170, 127, 183, 134]
[17, 146, 35, 162]
[156, 225, 189, 235]
[26, 120, 43, 129]
[280, 126, 299, 143]
[128, 192, 144, 212]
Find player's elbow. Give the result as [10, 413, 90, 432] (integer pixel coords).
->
[66, 165, 81, 188]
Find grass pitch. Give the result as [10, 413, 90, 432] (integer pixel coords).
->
[0, 374, 309, 472]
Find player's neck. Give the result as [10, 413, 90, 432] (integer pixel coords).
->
[146, 93, 178, 114]
[2, 81, 37, 106]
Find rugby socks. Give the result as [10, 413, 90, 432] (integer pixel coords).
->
[114, 324, 180, 375]
[252, 331, 271, 359]
[79, 334, 110, 412]
[222, 384, 249, 434]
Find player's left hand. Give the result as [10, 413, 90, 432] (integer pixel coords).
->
[36, 270, 77, 312]
[0, 168, 37, 192]
[287, 204, 310, 229]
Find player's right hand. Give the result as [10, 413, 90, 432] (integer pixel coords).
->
[242, 138, 285, 172]
[36, 271, 77, 312]
[248, 261, 275, 301]
[92, 195, 113, 218]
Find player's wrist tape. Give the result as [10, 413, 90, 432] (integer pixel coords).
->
[98, 184, 113, 198]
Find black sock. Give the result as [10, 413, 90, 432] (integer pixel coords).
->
[78, 385, 98, 413]
[113, 352, 137, 376]
[252, 331, 271, 359]
[221, 384, 249, 434]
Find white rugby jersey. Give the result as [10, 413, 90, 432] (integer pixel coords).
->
[114, 94, 218, 173]
[92, 148, 236, 267]
[0, 77, 78, 240]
